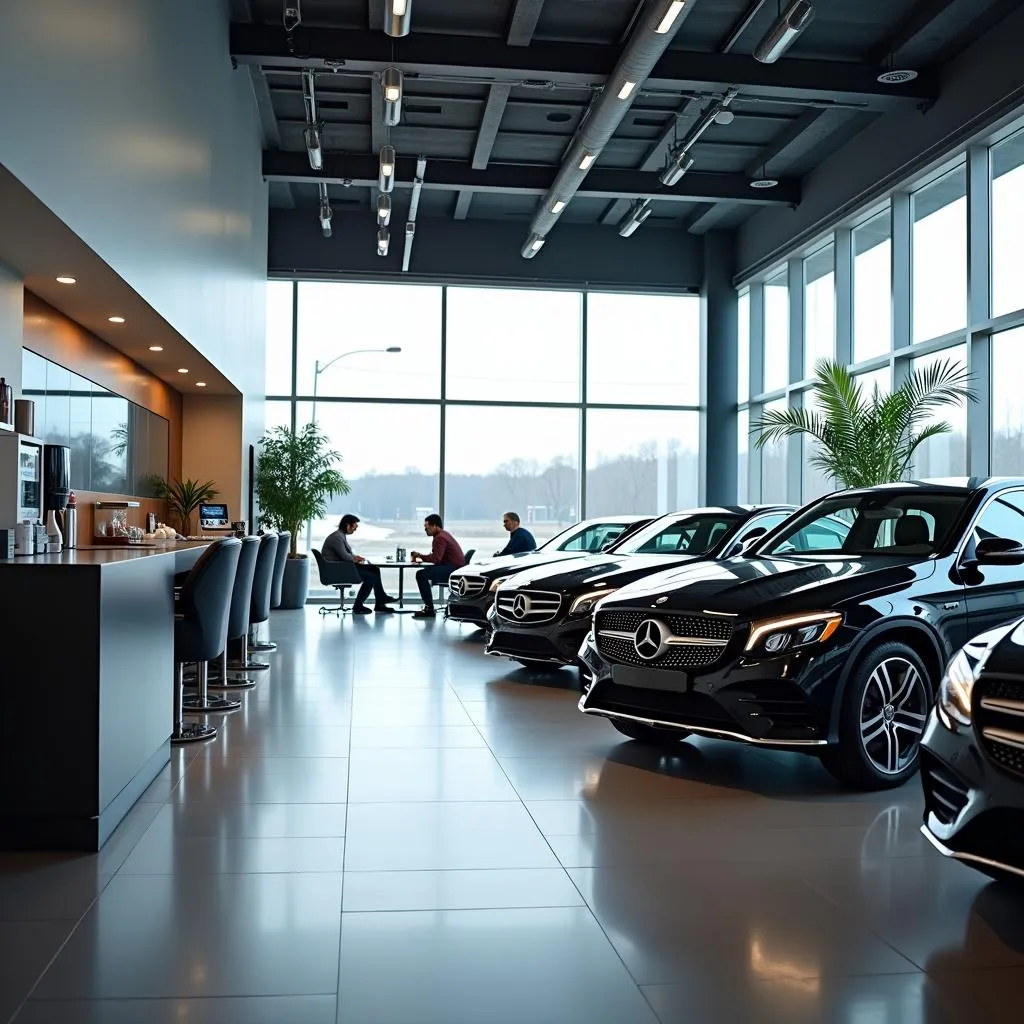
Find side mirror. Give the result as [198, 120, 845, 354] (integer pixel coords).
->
[969, 537, 1024, 567]
[726, 529, 766, 559]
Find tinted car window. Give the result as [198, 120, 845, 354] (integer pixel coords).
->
[734, 513, 789, 545]
[761, 491, 970, 557]
[973, 493, 1024, 546]
[619, 514, 739, 556]
[560, 523, 629, 552]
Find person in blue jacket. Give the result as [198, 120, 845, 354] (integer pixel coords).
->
[493, 512, 537, 557]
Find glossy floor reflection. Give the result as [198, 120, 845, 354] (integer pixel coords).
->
[4, 609, 1024, 1023]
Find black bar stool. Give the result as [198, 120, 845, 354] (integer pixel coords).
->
[208, 535, 260, 691]
[230, 531, 277, 673]
[173, 538, 241, 744]
[252, 529, 290, 651]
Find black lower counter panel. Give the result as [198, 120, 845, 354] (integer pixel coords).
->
[0, 544, 208, 850]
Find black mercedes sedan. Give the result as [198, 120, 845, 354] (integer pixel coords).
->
[920, 606, 1024, 881]
[485, 505, 795, 669]
[444, 515, 651, 627]
[578, 479, 1024, 790]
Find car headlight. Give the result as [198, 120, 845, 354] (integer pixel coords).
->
[489, 576, 512, 593]
[938, 649, 979, 729]
[569, 589, 618, 617]
[744, 611, 842, 657]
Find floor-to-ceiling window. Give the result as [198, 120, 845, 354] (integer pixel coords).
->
[741, 114, 1024, 505]
[266, 283, 701, 579]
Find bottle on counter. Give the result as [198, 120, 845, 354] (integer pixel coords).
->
[33, 521, 48, 554]
[46, 510, 63, 553]
[15, 520, 33, 555]
[64, 492, 78, 550]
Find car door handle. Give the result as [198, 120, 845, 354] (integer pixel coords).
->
[943, 602, 961, 610]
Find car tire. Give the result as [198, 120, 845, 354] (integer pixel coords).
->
[820, 641, 932, 791]
[610, 720, 691, 747]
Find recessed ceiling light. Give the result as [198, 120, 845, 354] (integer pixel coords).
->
[148, 345, 164, 352]
[750, 177, 779, 189]
[56, 276, 76, 285]
[195, 381, 207, 388]
[877, 68, 918, 85]
[177, 368, 189, 374]
[108, 316, 126, 324]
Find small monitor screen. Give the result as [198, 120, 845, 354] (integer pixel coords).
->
[199, 503, 230, 528]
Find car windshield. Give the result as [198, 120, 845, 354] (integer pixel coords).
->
[614, 513, 739, 556]
[758, 490, 971, 557]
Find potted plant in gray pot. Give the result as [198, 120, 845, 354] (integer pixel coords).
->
[254, 423, 349, 608]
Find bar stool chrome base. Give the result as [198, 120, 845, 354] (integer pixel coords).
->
[206, 651, 258, 691]
[228, 635, 270, 672]
[183, 661, 241, 713]
[249, 629, 277, 653]
[172, 721, 217, 744]
[172, 663, 218, 744]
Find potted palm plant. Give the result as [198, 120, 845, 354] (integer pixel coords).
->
[155, 477, 218, 536]
[752, 358, 976, 488]
[255, 422, 349, 608]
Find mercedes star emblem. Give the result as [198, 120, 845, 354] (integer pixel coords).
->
[451, 577, 466, 596]
[512, 594, 531, 619]
[634, 619, 667, 661]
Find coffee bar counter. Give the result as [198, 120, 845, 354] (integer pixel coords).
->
[0, 542, 210, 850]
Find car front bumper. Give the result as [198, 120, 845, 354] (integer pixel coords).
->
[444, 593, 493, 625]
[919, 710, 1024, 880]
[576, 630, 843, 749]
[484, 609, 590, 665]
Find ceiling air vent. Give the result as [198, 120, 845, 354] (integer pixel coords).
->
[546, 112, 572, 123]
[877, 68, 918, 85]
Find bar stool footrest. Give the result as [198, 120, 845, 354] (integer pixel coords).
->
[183, 695, 242, 712]
[249, 641, 277, 652]
[228, 660, 270, 672]
[209, 676, 258, 690]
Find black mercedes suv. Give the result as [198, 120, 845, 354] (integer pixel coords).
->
[485, 505, 794, 669]
[578, 479, 1024, 790]
[921, 604, 1024, 881]
[445, 516, 650, 627]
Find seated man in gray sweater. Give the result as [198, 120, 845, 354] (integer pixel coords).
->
[322, 514, 397, 615]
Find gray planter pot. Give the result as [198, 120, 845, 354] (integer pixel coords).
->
[279, 556, 310, 609]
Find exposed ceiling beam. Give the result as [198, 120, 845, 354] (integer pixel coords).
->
[870, 0, 958, 65]
[367, 0, 385, 32]
[230, 25, 937, 105]
[685, 203, 738, 234]
[453, 191, 474, 219]
[718, 0, 771, 54]
[599, 199, 630, 226]
[507, 0, 546, 47]
[244, 62, 295, 207]
[742, 108, 827, 176]
[472, 84, 511, 169]
[263, 150, 799, 205]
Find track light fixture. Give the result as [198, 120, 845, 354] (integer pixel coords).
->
[382, 67, 404, 126]
[753, 0, 814, 64]
[660, 154, 694, 187]
[377, 228, 391, 256]
[282, 0, 301, 32]
[377, 193, 392, 227]
[318, 182, 332, 238]
[618, 199, 652, 238]
[379, 145, 396, 193]
[521, 234, 546, 259]
[384, 0, 412, 37]
[303, 125, 323, 170]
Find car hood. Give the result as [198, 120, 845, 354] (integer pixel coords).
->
[602, 555, 932, 618]
[500, 553, 706, 594]
[453, 549, 598, 581]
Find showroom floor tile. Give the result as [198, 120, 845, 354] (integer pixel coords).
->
[3, 609, 1023, 1023]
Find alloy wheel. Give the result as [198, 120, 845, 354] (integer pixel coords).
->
[858, 656, 929, 776]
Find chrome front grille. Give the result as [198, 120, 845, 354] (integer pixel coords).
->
[594, 609, 733, 670]
[976, 673, 1024, 781]
[596, 610, 733, 643]
[596, 634, 726, 670]
[495, 589, 562, 624]
[449, 574, 487, 598]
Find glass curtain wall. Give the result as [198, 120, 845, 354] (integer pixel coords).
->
[266, 284, 701, 570]
[742, 119, 1024, 503]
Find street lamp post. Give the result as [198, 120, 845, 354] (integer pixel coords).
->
[311, 346, 402, 423]
[306, 345, 402, 553]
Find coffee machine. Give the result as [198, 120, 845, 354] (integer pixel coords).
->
[43, 444, 71, 544]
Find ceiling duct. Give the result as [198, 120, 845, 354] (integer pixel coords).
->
[753, 0, 814, 64]
[520, 0, 696, 258]
[402, 156, 427, 272]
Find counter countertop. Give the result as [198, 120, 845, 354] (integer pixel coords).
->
[0, 541, 211, 567]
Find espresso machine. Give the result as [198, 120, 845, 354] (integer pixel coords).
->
[43, 444, 72, 547]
